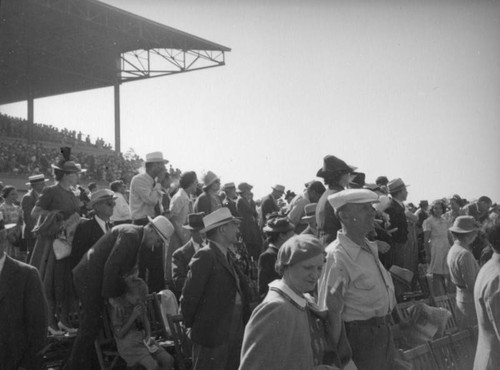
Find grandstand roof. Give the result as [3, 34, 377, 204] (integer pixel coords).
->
[0, 0, 231, 105]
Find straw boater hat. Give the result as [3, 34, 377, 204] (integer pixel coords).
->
[316, 155, 357, 178]
[449, 216, 480, 234]
[201, 171, 220, 190]
[387, 178, 409, 195]
[88, 189, 117, 208]
[222, 182, 236, 191]
[301, 203, 317, 222]
[51, 147, 86, 173]
[147, 215, 174, 244]
[183, 212, 205, 231]
[328, 189, 380, 212]
[25, 174, 50, 186]
[145, 151, 168, 164]
[200, 207, 241, 233]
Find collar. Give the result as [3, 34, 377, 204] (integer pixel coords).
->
[94, 215, 108, 232]
[269, 279, 307, 308]
[337, 231, 378, 261]
[192, 238, 202, 252]
[209, 239, 229, 257]
[392, 197, 405, 208]
[0, 252, 6, 278]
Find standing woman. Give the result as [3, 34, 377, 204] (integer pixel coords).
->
[30, 147, 84, 335]
[447, 216, 480, 329]
[0, 185, 24, 260]
[423, 199, 454, 296]
[443, 194, 465, 224]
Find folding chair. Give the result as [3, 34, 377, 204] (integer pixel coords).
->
[432, 294, 458, 334]
[450, 330, 476, 370]
[166, 314, 192, 370]
[429, 335, 460, 370]
[399, 343, 440, 370]
[94, 304, 122, 370]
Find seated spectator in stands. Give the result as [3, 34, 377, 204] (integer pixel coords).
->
[0, 220, 48, 370]
[110, 180, 131, 225]
[171, 212, 205, 297]
[194, 170, 222, 215]
[474, 217, 500, 370]
[111, 276, 174, 370]
[287, 181, 325, 234]
[258, 216, 295, 299]
[447, 216, 480, 329]
[0, 185, 23, 260]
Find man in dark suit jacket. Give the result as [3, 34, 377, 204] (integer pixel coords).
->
[384, 178, 410, 268]
[172, 212, 205, 297]
[21, 174, 49, 258]
[222, 182, 240, 217]
[71, 189, 116, 269]
[181, 208, 251, 370]
[66, 216, 173, 370]
[260, 184, 285, 227]
[0, 222, 47, 370]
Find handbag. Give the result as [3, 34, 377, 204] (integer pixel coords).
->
[53, 238, 72, 260]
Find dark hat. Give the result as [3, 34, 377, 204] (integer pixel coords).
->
[237, 182, 253, 193]
[375, 176, 389, 186]
[387, 178, 409, 194]
[349, 172, 366, 189]
[51, 147, 86, 173]
[277, 234, 324, 268]
[419, 200, 429, 207]
[263, 216, 295, 233]
[316, 155, 356, 178]
[183, 212, 205, 231]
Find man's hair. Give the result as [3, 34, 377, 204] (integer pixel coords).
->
[88, 182, 97, 191]
[125, 277, 149, 300]
[179, 171, 197, 189]
[484, 217, 500, 253]
[478, 196, 492, 205]
[110, 180, 123, 192]
[307, 181, 326, 196]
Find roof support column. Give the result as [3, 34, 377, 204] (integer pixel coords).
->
[27, 94, 34, 144]
[114, 82, 121, 153]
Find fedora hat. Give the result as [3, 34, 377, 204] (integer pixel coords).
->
[201, 171, 220, 190]
[200, 207, 241, 233]
[387, 178, 409, 194]
[328, 189, 380, 212]
[222, 182, 236, 191]
[316, 155, 356, 178]
[237, 182, 253, 194]
[263, 216, 295, 233]
[25, 174, 50, 186]
[449, 216, 480, 234]
[272, 184, 285, 193]
[145, 151, 169, 164]
[183, 212, 205, 231]
[89, 189, 117, 207]
[301, 203, 317, 221]
[148, 215, 174, 244]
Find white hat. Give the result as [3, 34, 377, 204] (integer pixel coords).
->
[327, 189, 379, 211]
[25, 174, 50, 186]
[89, 189, 117, 207]
[201, 170, 220, 190]
[272, 184, 285, 193]
[200, 207, 241, 233]
[148, 215, 174, 244]
[145, 152, 169, 164]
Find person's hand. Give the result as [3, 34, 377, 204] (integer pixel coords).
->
[326, 278, 346, 314]
[386, 227, 398, 236]
[109, 297, 125, 317]
[132, 304, 144, 319]
[376, 240, 391, 254]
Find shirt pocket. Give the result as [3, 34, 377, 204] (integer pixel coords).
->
[353, 274, 376, 291]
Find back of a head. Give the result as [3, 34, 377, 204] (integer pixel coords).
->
[478, 196, 492, 205]
[307, 181, 326, 196]
[484, 217, 500, 253]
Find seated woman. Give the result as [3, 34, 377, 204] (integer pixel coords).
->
[110, 276, 174, 370]
[240, 234, 351, 370]
[447, 216, 480, 329]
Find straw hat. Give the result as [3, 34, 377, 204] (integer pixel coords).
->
[145, 152, 168, 164]
[200, 208, 241, 233]
[25, 174, 50, 186]
[147, 216, 174, 244]
[88, 189, 117, 207]
[449, 216, 480, 234]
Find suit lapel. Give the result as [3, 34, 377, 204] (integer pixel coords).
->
[0, 256, 19, 303]
[209, 242, 236, 278]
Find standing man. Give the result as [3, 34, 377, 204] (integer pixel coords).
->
[71, 189, 116, 269]
[287, 180, 325, 233]
[0, 220, 47, 370]
[171, 212, 205, 297]
[67, 215, 173, 370]
[474, 218, 500, 369]
[129, 151, 168, 292]
[21, 174, 49, 259]
[168, 171, 198, 288]
[385, 178, 410, 268]
[260, 184, 285, 227]
[194, 170, 222, 215]
[181, 208, 251, 370]
[109, 180, 131, 225]
[222, 182, 240, 217]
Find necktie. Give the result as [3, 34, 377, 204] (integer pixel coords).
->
[106, 222, 112, 232]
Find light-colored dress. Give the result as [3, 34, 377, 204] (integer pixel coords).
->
[423, 216, 451, 275]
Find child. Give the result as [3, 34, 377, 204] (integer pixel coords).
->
[110, 277, 174, 370]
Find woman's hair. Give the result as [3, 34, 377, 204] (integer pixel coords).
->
[179, 171, 197, 189]
[125, 277, 148, 300]
[484, 217, 500, 253]
[2, 185, 16, 199]
[429, 199, 447, 217]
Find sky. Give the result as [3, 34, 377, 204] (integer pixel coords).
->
[1, 0, 499, 204]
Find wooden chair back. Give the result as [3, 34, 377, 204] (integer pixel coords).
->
[450, 330, 476, 370]
[166, 314, 192, 370]
[94, 303, 121, 370]
[432, 294, 458, 334]
[400, 343, 440, 370]
[429, 335, 460, 370]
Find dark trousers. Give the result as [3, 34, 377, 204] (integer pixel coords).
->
[345, 320, 395, 370]
[66, 274, 103, 370]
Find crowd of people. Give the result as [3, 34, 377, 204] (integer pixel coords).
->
[0, 149, 499, 370]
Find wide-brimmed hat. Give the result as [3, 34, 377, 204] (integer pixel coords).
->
[387, 178, 409, 194]
[222, 182, 236, 191]
[449, 216, 480, 234]
[237, 182, 253, 194]
[316, 155, 357, 178]
[145, 152, 168, 164]
[200, 207, 241, 233]
[328, 189, 380, 212]
[201, 171, 220, 190]
[183, 212, 205, 231]
[272, 184, 285, 193]
[51, 147, 86, 173]
[301, 203, 317, 221]
[89, 189, 117, 207]
[25, 174, 50, 186]
[263, 216, 295, 233]
[148, 215, 174, 244]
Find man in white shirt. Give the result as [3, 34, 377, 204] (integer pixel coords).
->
[109, 180, 131, 225]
